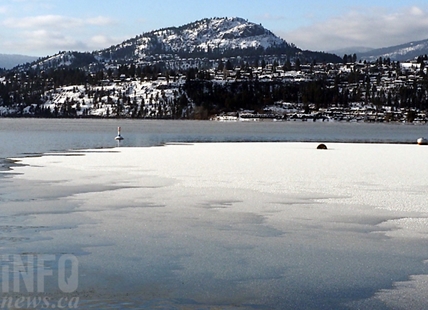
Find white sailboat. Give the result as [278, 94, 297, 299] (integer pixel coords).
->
[115, 127, 124, 141]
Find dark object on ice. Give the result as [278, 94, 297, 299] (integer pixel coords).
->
[317, 143, 327, 150]
[417, 137, 427, 145]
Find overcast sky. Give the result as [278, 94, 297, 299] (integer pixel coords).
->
[1, 0, 428, 56]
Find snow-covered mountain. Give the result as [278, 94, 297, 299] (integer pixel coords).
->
[358, 39, 428, 61]
[99, 17, 290, 58]
[28, 17, 341, 70]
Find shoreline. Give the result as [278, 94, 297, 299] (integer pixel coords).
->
[2, 114, 428, 125]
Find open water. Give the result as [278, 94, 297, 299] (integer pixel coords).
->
[0, 118, 427, 161]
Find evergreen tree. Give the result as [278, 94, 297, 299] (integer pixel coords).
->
[217, 60, 224, 71]
[283, 58, 292, 71]
[295, 58, 301, 71]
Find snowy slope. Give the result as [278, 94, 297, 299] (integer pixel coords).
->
[139, 17, 286, 53]
[359, 39, 428, 61]
[32, 76, 197, 119]
[32, 51, 98, 70]
[96, 17, 296, 62]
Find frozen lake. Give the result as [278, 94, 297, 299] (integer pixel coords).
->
[1, 138, 428, 309]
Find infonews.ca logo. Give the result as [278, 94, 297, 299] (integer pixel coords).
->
[1, 254, 79, 309]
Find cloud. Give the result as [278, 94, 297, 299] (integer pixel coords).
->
[3, 15, 81, 29]
[2, 31, 125, 56]
[2, 30, 122, 56]
[0, 6, 7, 14]
[2, 15, 116, 30]
[2, 29, 87, 54]
[89, 35, 122, 50]
[280, 6, 428, 51]
[0, 14, 118, 55]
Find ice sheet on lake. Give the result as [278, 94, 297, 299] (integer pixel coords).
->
[1, 142, 428, 309]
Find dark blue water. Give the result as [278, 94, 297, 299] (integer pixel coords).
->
[0, 118, 427, 160]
